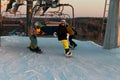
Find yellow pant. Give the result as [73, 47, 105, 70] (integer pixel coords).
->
[30, 42, 37, 49]
[61, 40, 69, 49]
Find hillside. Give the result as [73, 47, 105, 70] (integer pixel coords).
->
[0, 36, 120, 80]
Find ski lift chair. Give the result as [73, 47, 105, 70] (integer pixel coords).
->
[6, 0, 25, 14]
[40, 12, 71, 35]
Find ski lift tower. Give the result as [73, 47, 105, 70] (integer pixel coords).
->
[0, 0, 1, 29]
[0, 0, 1, 46]
[0, 0, 1, 23]
[103, 0, 120, 49]
[26, 0, 33, 35]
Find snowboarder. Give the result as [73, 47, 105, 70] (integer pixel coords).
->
[55, 19, 72, 57]
[34, 21, 46, 36]
[65, 23, 77, 49]
[28, 25, 42, 53]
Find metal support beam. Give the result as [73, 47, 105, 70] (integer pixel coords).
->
[103, 0, 120, 49]
[33, 3, 75, 27]
[26, 0, 33, 35]
[0, 0, 1, 46]
[59, 4, 75, 28]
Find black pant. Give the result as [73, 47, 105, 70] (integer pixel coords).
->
[69, 35, 77, 47]
[13, 3, 23, 12]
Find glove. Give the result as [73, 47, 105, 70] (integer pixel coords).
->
[53, 32, 57, 37]
[67, 33, 69, 39]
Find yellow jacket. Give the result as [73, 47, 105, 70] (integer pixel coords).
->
[36, 28, 41, 35]
[66, 25, 74, 35]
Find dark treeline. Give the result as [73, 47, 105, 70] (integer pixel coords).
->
[1, 17, 106, 41]
[74, 17, 105, 40]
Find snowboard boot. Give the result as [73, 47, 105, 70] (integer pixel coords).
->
[73, 44, 77, 48]
[65, 49, 72, 57]
[35, 47, 42, 53]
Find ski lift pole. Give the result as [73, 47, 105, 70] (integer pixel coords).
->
[26, 0, 33, 36]
[0, 0, 1, 47]
[68, 4, 75, 29]
[59, 4, 75, 28]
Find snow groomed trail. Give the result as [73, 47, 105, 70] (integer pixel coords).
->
[0, 36, 120, 80]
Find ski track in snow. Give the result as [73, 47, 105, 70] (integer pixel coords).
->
[0, 36, 120, 80]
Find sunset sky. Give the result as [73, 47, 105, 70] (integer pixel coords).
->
[1, 0, 106, 17]
[60, 0, 105, 17]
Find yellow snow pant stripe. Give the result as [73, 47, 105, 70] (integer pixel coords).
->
[30, 42, 37, 49]
[61, 40, 69, 49]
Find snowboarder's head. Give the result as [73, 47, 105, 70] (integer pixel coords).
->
[34, 22, 43, 28]
[61, 19, 66, 26]
[34, 22, 39, 27]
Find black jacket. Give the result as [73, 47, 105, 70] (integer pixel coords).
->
[56, 24, 68, 40]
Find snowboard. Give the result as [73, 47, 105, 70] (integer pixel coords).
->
[27, 47, 42, 54]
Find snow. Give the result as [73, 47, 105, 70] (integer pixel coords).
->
[0, 36, 120, 80]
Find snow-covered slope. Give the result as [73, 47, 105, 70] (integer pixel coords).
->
[0, 36, 120, 80]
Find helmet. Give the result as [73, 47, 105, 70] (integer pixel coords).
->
[34, 22, 39, 26]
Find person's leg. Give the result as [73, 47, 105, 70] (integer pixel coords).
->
[33, 0, 41, 15]
[12, 4, 19, 12]
[6, 0, 15, 11]
[30, 35, 37, 48]
[61, 40, 72, 57]
[12, 2, 23, 13]
[69, 35, 73, 45]
[30, 35, 42, 53]
[69, 35, 77, 47]
[8, 0, 24, 13]
[6, 3, 12, 11]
